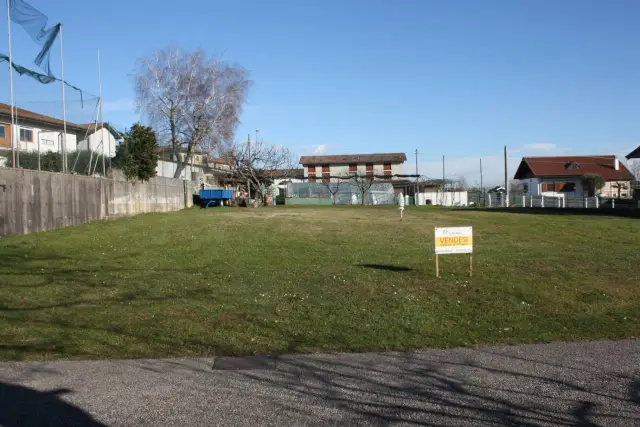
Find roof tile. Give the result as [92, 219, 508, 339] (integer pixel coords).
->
[299, 153, 407, 165]
[514, 155, 634, 181]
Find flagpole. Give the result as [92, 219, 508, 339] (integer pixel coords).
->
[6, 0, 16, 168]
[98, 48, 105, 176]
[59, 24, 68, 173]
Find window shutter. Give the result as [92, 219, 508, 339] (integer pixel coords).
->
[555, 183, 562, 192]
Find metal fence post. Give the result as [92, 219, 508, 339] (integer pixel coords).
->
[612, 198, 615, 209]
[522, 195, 526, 207]
[596, 197, 599, 209]
[488, 194, 491, 207]
[585, 198, 588, 208]
[541, 196, 544, 208]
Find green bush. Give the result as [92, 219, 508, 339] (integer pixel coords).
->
[11, 150, 110, 175]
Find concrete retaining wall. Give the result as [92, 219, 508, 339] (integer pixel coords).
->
[0, 168, 198, 237]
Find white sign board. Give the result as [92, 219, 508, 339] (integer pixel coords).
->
[435, 227, 473, 255]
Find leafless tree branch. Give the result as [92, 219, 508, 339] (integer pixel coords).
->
[222, 139, 296, 200]
[136, 48, 250, 178]
[350, 172, 375, 206]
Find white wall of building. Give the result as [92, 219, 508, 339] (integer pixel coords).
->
[416, 191, 468, 206]
[156, 160, 205, 180]
[304, 162, 405, 181]
[13, 124, 78, 154]
[517, 177, 632, 198]
[518, 177, 586, 197]
[77, 128, 117, 158]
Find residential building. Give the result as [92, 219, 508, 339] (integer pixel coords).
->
[155, 146, 230, 170]
[155, 146, 232, 184]
[0, 102, 85, 156]
[627, 145, 640, 160]
[76, 123, 121, 158]
[299, 153, 407, 182]
[513, 155, 635, 198]
[0, 103, 122, 163]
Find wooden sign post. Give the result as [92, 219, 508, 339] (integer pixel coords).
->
[434, 227, 473, 277]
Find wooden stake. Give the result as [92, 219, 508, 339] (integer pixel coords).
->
[469, 254, 473, 277]
[436, 254, 440, 278]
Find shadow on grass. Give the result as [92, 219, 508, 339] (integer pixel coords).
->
[357, 264, 413, 272]
[0, 382, 107, 427]
[455, 207, 640, 218]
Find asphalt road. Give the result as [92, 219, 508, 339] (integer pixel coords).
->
[1, 340, 639, 426]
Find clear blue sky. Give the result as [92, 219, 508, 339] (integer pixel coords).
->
[2, 0, 640, 184]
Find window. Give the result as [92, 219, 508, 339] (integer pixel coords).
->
[542, 183, 554, 192]
[19, 128, 33, 142]
[321, 165, 330, 183]
[366, 163, 374, 176]
[307, 165, 316, 183]
[383, 162, 391, 176]
[566, 161, 581, 170]
[348, 164, 357, 173]
[0, 125, 5, 138]
[561, 182, 575, 192]
[522, 184, 529, 194]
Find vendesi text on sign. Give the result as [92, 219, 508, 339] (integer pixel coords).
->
[435, 227, 473, 255]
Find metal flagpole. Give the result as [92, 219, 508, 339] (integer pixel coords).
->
[59, 24, 68, 173]
[98, 48, 105, 176]
[6, 0, 16, 168]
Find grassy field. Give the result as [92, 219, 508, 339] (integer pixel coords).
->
[1, 206, 639, 361]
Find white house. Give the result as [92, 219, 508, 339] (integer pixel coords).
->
[513, 155, 635, 199]
[299, 153, 407, 182]
[76, 123, 121, 158]
[0, 102, 84, 157]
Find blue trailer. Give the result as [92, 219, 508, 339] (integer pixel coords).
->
[199, 189, 234, 208]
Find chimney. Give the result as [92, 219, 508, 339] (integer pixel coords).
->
[614, 158, 620, 171]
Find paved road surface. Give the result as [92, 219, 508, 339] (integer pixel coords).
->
[1, 340, 639, 426]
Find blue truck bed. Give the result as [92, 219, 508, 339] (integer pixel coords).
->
[199, 189, 234, 207]
[199, 189, 234, 200]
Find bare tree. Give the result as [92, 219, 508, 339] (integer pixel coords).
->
[630, 159, 640, 181]
[321, 174, 347, 204]
[350, 172, 375, 205]
[135, 48, 250, 178]
[223, 139, 295, 201]
[457, 176, 469, 190]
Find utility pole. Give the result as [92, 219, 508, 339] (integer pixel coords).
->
[442, 155, 445, 205]
[504, 145, 509, 207]
[480, 158, 483, 205]
[247, 134, 251, 198]
[414, 149, 419, 204]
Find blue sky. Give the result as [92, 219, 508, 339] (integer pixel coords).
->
[1, 0, 640, 184]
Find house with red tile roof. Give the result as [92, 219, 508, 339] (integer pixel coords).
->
[298, 153, 407, 183]
[513, 155, 635, 198]
[0, 103, 121, 160]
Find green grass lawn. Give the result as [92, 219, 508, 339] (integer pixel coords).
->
[1, 206, 639, 361]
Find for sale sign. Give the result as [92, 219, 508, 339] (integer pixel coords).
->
[435, 227, 473, 255]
